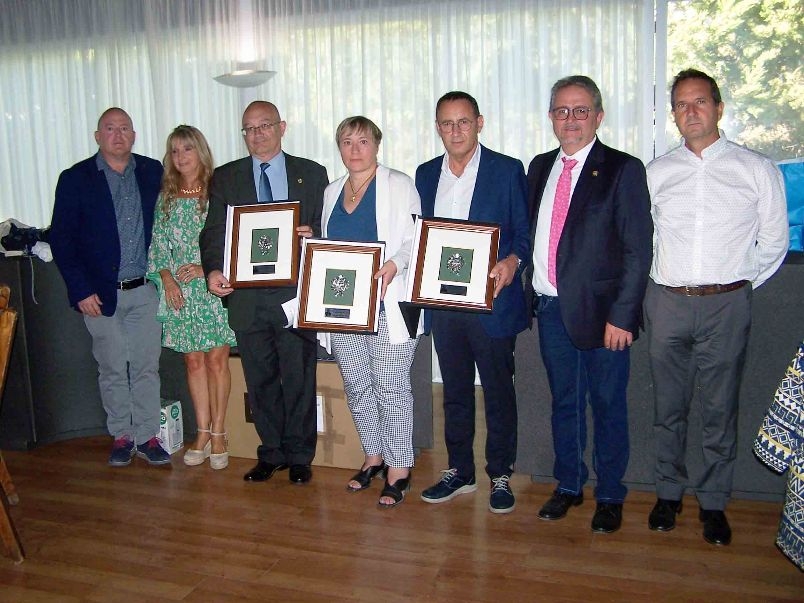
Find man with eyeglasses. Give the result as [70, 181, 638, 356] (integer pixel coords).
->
[645, 69, 788, 545]
[525, 76, 653, 532]
[416, 91, 529, 514]
[51, 107, 168, 467]
[200, 101, 328, 485]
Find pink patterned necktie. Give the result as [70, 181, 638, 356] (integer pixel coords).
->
[547, 157, 577, 287]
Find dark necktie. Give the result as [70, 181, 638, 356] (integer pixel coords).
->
[259, 162, 274, 203]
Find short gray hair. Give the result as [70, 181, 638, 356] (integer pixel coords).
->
[550, 75, 604, 112]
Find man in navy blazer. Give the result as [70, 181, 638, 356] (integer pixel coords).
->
[525, 76, 653, 532]
[416, 91, 529, 514]
[50, 107, 167, 466]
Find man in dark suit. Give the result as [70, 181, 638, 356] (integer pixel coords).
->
[50, 107, 168, 467]
[525, 76, 653, 532]
[200, 101, 327, 485]
[416, 91, 529, 514]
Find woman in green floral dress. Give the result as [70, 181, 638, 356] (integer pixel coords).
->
[147, 125, 236, 470]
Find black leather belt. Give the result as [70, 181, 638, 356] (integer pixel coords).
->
[663, 280, 748, 296]
[117, 277, 146, 291]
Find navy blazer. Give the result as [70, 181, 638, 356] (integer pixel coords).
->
[525, 139, 653, 350]
[415, 144, 530, 339]
[199, 153, 327, 332]
[50, 153, 163, 316]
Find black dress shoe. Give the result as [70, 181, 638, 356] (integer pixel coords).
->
[243, 461, 288, 482]
[289, 464, 312, 484]
[699, 509, 732, 545]
[538, 490, 583, 520]
[591, 502, 623, 533]
[648, 498, 682, 531]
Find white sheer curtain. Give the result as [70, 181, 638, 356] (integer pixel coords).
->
[253, 0, 655, 185]
[0, 0, 242, 227]
[0, 0, 655, 227]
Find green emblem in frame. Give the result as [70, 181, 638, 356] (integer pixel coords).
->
[323, 268, 356, 306]
[438, 246, 473, 283]
[251, 228, 279, 263]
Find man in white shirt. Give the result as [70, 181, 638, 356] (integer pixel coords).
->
[415, 91, 530, 514]
[645, 69, 788, 546]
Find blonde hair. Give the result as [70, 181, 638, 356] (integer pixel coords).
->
[160, 125, 215, 220]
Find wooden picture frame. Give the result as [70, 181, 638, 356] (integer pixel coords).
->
[296, 238, 385, 333]
[223, 201, 300, 288]
[405, 217, 500, 313]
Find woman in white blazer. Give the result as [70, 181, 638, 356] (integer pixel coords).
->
[323, 116, 422, 507]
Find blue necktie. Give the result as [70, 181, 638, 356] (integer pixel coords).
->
[259, 162, 274, 203]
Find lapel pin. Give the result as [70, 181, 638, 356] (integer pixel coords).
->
[592, 170, 598, 177]
[297, 178, 303, 184]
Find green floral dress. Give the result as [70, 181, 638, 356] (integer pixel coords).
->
[147, 195, 236, 353]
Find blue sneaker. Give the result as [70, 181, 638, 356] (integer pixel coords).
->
[108, 437, 135, 467]
[420, 468, 477, 504]
[489, 475, 515, 514]
[136, 437, 171, 466]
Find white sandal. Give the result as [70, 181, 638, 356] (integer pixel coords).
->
[183, 428, 211, 466]
[209, 431, 229, 470]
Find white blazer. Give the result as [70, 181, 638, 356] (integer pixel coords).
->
[320, 164, 422, 346]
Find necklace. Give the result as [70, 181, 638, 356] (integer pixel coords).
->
[179, 184, 202, 195]
[347, 167, 376, 204]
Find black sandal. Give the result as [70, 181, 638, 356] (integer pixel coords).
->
[346, 462, 386, 492]
[378, 474, 411, 508]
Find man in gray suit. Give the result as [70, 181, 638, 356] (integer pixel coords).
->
[200, 101, 327, 484]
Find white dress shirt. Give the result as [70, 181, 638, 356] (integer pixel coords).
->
[647, 132, 788, 289]
[532, 138, 596, 297]
[434, 143, 481, 220]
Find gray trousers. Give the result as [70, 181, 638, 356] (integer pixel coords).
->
[644, 279, 752, 510]
[84, 283, 162, 443]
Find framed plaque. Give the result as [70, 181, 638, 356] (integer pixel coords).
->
[223, 201, 300, 288]
[296, 238, 385, 333]
[405, 217, 500, 312]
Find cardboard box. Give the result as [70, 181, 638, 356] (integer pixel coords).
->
[159, 399, 184, 454]
[225, 357, 364, 469]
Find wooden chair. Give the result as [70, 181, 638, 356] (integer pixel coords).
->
[0, 284, 24, 562]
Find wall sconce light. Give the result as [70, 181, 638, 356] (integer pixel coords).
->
[214, 62, 276, 88]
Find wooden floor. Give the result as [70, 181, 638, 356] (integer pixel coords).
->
[1, 430, 802, 601]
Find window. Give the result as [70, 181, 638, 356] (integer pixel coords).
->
[664, 0, 802, 161]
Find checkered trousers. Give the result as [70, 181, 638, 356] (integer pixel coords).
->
[331, 311, 419, 468]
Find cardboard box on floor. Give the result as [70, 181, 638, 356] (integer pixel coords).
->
[225, 356, 364, 469]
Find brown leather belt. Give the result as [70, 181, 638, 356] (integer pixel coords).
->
[663, 280, 748, 296]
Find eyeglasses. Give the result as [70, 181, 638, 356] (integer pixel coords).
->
[99, 125, 132, 135]
[437, 118, 474, 133]
[551, 107, 592, 121]
[241, 121, 281, 136]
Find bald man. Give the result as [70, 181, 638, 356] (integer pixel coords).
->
[200, 101, 328, 485]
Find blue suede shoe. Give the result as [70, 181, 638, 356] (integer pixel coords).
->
[420, 468, 477, 504]
[489, 475, 515, 514]
[136, 437, 171, 466]
[108, 437, 135, 467]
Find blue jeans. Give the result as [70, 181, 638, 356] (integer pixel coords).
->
[535, 295, 630, 502]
